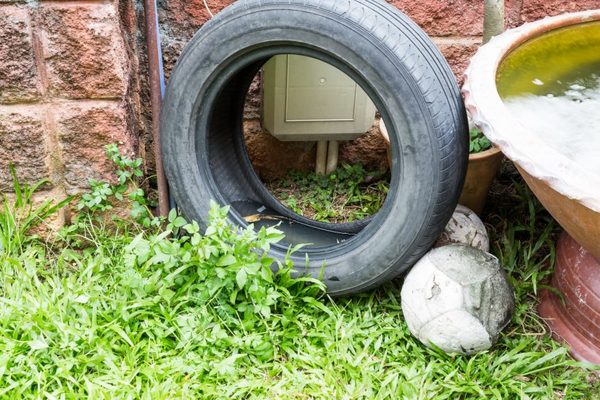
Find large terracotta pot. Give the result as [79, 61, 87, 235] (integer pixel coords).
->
[463, 10, 600, 363]
[458, 147, 503, 215]
[538, 233, 600, 364]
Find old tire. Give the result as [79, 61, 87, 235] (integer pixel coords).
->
[161, 0, 468, 295]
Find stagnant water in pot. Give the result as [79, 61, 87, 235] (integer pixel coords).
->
[497, 21, 600, 171]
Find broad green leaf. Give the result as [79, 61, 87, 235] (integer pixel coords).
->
[217, 254, 236, 267]
[236, 269, 247, 289]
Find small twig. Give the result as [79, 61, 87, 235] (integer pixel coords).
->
[203, 0, 214, 18]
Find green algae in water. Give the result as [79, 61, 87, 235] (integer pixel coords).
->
[497, 21, 600, 98]
[497, 21, 600, 171]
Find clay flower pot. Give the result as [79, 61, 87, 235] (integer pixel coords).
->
[463, 10, 600, 363]
[458, 146, 503, 215]
[538, 233, 600, 364]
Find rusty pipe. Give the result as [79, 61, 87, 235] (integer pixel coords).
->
[143, 0, 170, 217]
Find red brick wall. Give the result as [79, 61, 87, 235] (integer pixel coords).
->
[1, 0, 599, 206]
[0, 0, 143, 224]
[156, 0, 599, 179]
[157, 0, 600, 83]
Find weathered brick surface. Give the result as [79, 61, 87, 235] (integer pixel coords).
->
[505, 0, 600, 27]
[243, 119, 316, 181]
[504, 0, 523, 28]
[0, 6, 41, 104]
[158, 0, 233, 79]
[0, 108, 50, 191]
[339, 126, 390, 172]
[56, 102, 134, 191]
[519, 0, 600, 24]
[160, 40, 186, 81]
[387, 0, 484, 36]
[38, 3, 128, 99]
[1, 0, 597, 208]
[159, 0, 232, 41]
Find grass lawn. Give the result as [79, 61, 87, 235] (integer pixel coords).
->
[0, 149, 599, 399]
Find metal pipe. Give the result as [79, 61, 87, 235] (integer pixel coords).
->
[483, 0, 505, 44]
[143, 0, 170, 217]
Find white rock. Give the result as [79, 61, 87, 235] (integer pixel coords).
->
[401, 245, 514, 355]
[435, 204, 489, 252]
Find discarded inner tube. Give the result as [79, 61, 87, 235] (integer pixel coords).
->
[160, 0, 469, 295]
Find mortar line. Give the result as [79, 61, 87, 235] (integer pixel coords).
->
[26, 5, 69, 203]
[28, 8, 49, 98]
[432, 36, 483, 45]
[40, 0, 114, 7]
[0, 99, 123, 112]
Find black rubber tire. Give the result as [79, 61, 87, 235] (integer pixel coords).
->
[161, 0, 468, 295]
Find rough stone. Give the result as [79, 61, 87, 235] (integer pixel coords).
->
[56, 102, 134, 191]
[387, 0, 484, 36]
[0, 108, 50, 191]
[339, 125, 390, 172]
[160, 39, 186, 81]
[159, 0, 232, 42]
[243, 119, 316, 182]
[505, 0, 525, 29]
[0, 189, 70, 240]
[0, 6, 41, 104]
[519, 0, 600, 24]
[117, 0, 150, 172]
[38, 3, 128, 99]
[158, 0, 233, 80]
[244, 72, 263, 121]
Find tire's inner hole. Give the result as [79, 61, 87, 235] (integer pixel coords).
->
[237, 55, 390, 245]
[209, 53, 392, 249]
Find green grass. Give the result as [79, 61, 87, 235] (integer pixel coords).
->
[266, 164, 389, 223]
[0, 149, 598, 399]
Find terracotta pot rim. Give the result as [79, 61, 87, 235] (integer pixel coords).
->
[468, 145, 502, 161]
[462, 10, 600, 213]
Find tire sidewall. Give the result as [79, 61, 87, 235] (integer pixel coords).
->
[162, 2, 461, 294]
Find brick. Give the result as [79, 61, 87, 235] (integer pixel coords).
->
[506, 0, 600, 28]
[387, 0, 484, 36]
[16, 190, 70, 237]
[505, 0, 525, 29]
[159, 0, 234, 81]
[160, 39, 186, 82]
[434, 39, 481, 85]
[0, 6, 41, 104]
[519, 0, 600, 24]
[243, 119, 316, 181]
[38, 3, 128, 99]
[31, 190, 70, 237]
[244, 73, 262, 121]
[0, 108, 50, 191]
[159, 0, 233, 41]
[56, 102, 135, 191]
[339, 126, 389, 172]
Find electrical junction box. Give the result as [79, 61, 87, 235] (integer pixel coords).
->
[262, 55, 376, 141]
